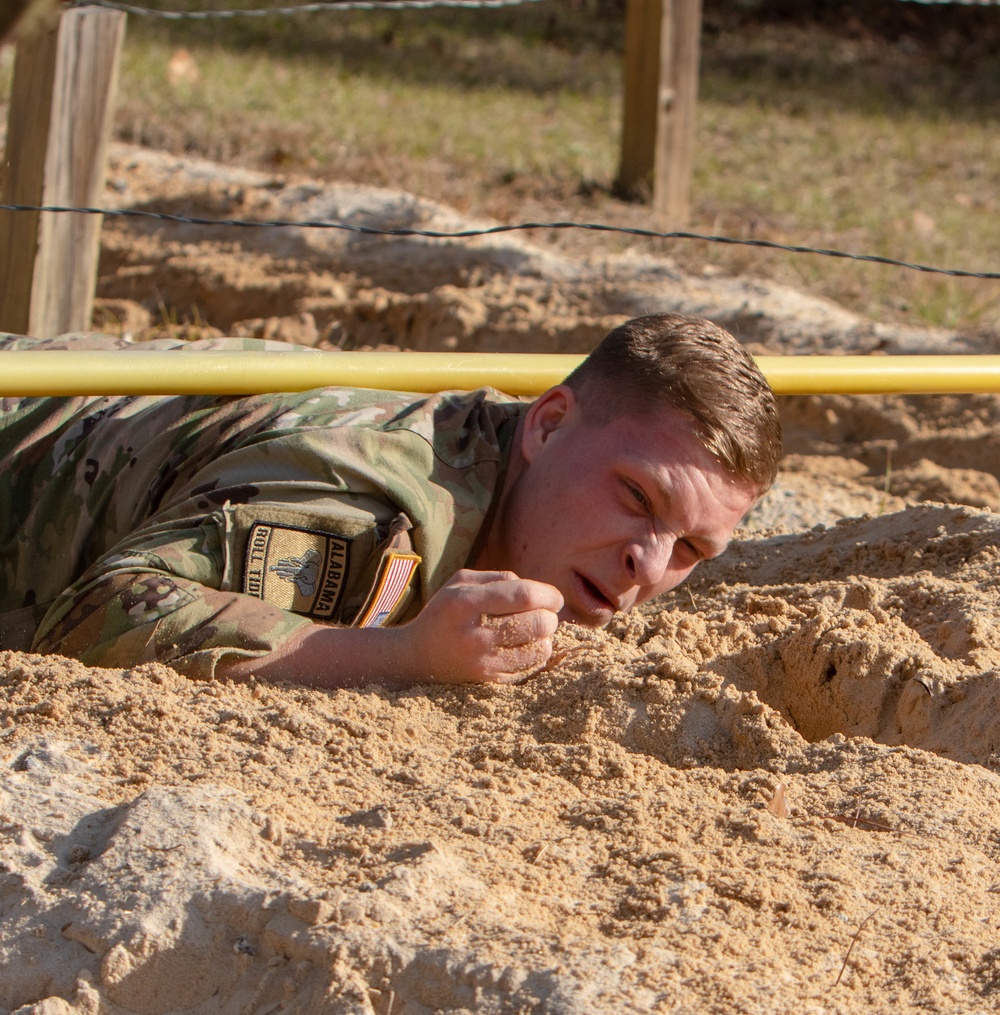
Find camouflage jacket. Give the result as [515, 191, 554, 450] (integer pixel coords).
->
[0, 335, 525, 678]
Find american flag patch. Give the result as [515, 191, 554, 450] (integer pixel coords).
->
[357, 552, 421, 628]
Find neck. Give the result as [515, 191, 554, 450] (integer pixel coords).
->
[472, 415, 527, 571]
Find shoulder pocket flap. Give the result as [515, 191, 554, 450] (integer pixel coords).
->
[226, 505, 419, 626]
[229, 503, 378, 620]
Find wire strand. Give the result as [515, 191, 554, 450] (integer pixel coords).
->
[76, 0, 547, 17]
[74, 0, 1000, 14]
[893, 0, 1000, 6]
[3, 202, 998, 279]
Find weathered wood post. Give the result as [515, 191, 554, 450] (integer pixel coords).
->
[0, 0, 65, 46]
[617, 0, 703, 226]
[0, 5, 126, 337]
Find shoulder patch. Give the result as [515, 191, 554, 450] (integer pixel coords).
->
[243, 522, 351, 618]
[356, 552, 421, 629]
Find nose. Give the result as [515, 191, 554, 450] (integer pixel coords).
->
[624, 533, 674, 590]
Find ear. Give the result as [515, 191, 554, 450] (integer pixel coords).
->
[520, 385, 578, 464]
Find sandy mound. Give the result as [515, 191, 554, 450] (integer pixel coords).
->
[97, 144, 992, 359]
[5, 148, 1000, 1014]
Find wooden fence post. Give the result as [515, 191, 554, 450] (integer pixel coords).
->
[0, 5, 126, 338]
[617, 0, 703, 226]
[0, 0, 63, 46]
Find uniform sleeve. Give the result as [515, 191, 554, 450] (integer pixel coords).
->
[12, 375, 496, 679]
[31, 516, 315, 679]
[32, 501, 422, 680]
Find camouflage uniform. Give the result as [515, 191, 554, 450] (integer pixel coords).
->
[0, 335, 524, 678]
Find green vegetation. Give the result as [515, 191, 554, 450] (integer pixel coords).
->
[11, 1, 1000, 330]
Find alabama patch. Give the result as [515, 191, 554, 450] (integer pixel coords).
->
[356, 552, 421, 629]
[243, 522, 351, 618]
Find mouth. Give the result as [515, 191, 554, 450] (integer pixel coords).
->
[569, 572, 618, 625]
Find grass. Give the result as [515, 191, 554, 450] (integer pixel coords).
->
[7, 1, 1000, 332]
[119, 38, 618, 185]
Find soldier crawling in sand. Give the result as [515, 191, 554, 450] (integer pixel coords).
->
[0, 313, 782, 689]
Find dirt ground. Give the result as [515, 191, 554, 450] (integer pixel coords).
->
[4, 145, 1000, 1015]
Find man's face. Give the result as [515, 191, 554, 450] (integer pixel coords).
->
[489, 386, 759, 627]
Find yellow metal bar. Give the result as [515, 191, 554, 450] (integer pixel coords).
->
[0, 350, 581, 397]
[755, 355, 1000, 395]
[5, 350, 1000, 397]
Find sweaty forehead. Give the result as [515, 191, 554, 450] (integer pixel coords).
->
[632, 409, 756, 497]
[605, 408, 710, 469]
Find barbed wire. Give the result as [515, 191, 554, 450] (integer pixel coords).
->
[3, 202, 998, 279]
[75, 0, 546, 17]
[74, 0, 1000, 16]
[893, 0, 1000, 6]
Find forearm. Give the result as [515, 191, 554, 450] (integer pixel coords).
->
[221, 622, 416, 690]
[228, 569, 564, 689]
[35, 565, 560, 690]
[34, 570, 314, 680]
[35, 569, 425, 689]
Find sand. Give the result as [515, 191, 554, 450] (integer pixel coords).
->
[3, 146, 1000, 1015]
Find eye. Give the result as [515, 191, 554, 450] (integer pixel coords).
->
[674, 539, 703, 567]
[626, 481, 650, 511]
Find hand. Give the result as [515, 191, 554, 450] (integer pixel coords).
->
[393, 569, 564, 685]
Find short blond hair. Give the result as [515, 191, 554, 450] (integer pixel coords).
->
[563, 313, 782, 492]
